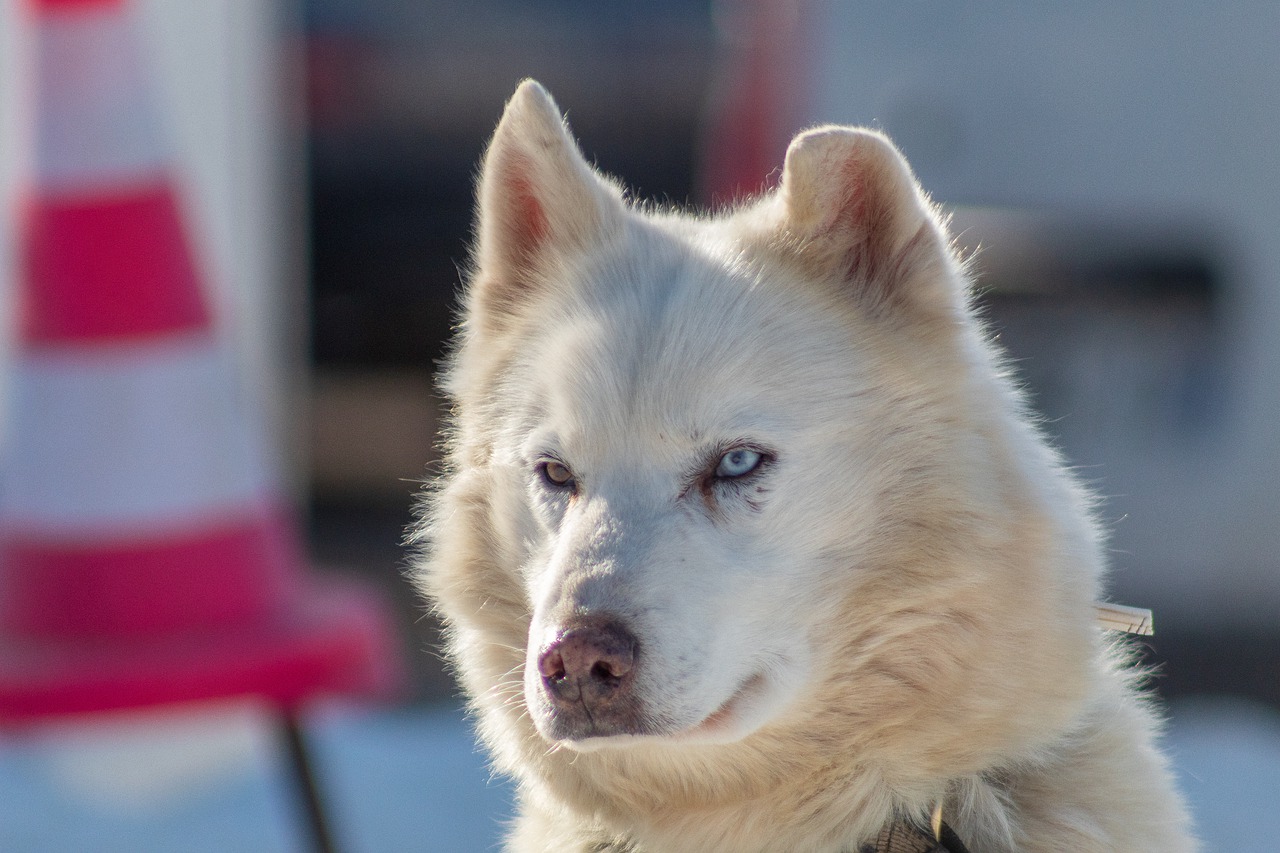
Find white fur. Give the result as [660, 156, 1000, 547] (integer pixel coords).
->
[413, 80, 1196, 852]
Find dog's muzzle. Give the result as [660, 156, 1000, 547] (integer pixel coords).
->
[535, 617, 646, 739]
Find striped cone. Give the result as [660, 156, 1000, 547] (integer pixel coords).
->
[0, 0, 403, 721]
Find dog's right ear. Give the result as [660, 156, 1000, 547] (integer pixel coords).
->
[470, 80, 625, 332]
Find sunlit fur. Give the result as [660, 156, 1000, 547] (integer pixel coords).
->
[412, 80, 1195, 852]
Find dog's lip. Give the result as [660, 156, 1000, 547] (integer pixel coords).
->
[678, 672, 767, 738]
[544, 671, 770, 748]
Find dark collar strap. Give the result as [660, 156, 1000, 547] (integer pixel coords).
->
[859, 817, 973, 853]
[596, 810, 975, 852]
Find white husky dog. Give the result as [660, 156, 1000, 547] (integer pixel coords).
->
[414, 80, 1195, 852]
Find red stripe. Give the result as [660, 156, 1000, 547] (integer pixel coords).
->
[1, 510, 303, 638]
[0, 577, 407, 721]
[21, 182, 211, 343]
[28, 0, 126, 10]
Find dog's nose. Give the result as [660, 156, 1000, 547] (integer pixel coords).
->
[538, 619, 637, 708]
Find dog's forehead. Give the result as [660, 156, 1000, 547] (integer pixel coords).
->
[524, 230, 861, 451]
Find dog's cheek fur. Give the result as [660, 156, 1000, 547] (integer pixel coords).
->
[738, 128, 1105, 780]
[835, 352, 1096, 771]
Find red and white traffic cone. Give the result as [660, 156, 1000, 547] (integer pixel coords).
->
[0, 0, 404, 721]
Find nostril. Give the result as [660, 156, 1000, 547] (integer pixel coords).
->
[538, 647, 567, 682]
[591, 659, 627, 683]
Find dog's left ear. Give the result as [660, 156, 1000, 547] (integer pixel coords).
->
[768, 127, 960, 318]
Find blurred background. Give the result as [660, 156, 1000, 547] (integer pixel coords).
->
[307, 0, 1280, 708]
[1, 0, 1278, 850]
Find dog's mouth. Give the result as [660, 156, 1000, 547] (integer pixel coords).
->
[673, 671, 770, 743]
[527, 615, 804, 749]
[537, 670, 774, 750]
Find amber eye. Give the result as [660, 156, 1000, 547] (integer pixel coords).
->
[539, 459, 575, 490]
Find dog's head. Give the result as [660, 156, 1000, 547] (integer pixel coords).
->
[422, 81, 1102, 792]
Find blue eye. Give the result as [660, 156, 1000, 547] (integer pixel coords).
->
[715, 448, 763, 479]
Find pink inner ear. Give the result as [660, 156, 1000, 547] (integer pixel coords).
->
[500, 155, 550, 266]
[832, 157, 885, 285]
[831, 158, 869, 232]
[834, 162, 875, 285]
